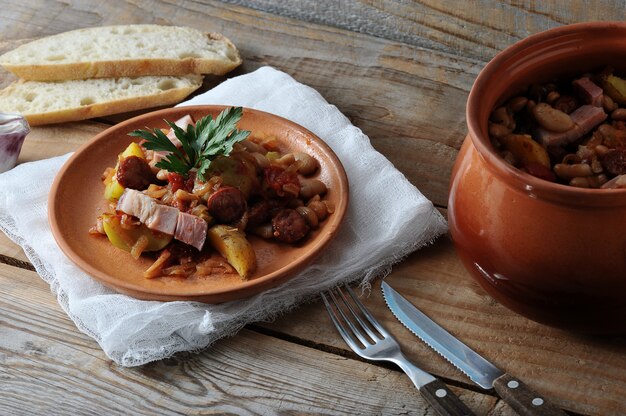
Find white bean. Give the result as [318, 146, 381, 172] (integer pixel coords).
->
[532, 103, 574, 132]
[156, 169, 169, 180]
[490, 106, 515, 129]
[296, 206, 319, 228]
[300, 179, 327, 200]
[546, 91, 560, 104]
[488, 122, 512, 139]
[603, 95, 618, 113]
[307, 198, 328, 221]
[294, 152, 319, 175]
[554, 163, 593, 180]
[611, 108, 626, 121]
[507, 96, 528, 113]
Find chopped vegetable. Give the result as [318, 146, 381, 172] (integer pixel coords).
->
[601, 73, 626, 106]
[500, 134, 551, 168]
[206, 224, 257, 279]
[101, 214, 172, 258]
[93, 110, 333, 280]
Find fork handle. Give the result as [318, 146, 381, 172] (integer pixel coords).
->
[395, 356, 475, 415]
[420, 379, 476, 416]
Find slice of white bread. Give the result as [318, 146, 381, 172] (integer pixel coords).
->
[0, 25, 241, 81]
[0, 75, 203, 125]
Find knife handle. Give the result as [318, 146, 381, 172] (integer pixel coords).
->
[493, 373, 566, 416]
[420, 379, 476, 416]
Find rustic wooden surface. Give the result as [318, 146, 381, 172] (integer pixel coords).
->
[1, 1, 626, 415]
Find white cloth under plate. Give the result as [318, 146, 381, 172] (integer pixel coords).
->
[0, 67, 447, 366]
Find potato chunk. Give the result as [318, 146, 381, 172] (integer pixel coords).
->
[500, 134, 550, 168]
[102, 214, 172, 259]
[602, 74, 626, 106]
[206, 224, 257, 279]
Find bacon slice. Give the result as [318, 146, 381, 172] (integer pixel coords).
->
[117, 189, 209, 250]
[148, 115, 195, 171]
[148, 150, 170, 171]
[117, 189, 178, 235]
[166, 115, 194, 148]
[174, 212, 208, 251]
[536, 105, 607, 147]
[573, 77, 603, 107]
[601, 174, 626, 189]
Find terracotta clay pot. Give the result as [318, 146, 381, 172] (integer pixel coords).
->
[449, 22, 626, 333]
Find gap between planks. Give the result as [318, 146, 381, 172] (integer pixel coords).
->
[0, 262, 503, 415]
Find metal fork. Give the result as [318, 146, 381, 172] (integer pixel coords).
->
[322, 285, 475, 416]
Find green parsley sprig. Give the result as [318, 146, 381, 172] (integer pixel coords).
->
[130, 107, 250, 181]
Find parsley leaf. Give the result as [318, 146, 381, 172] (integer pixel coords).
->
[129, 107, 250, 181]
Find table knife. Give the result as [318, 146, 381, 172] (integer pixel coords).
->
[381, 281, 566, 416]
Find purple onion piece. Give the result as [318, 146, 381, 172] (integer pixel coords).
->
[0, 113, 29, 173]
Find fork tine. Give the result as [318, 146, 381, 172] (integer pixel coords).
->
[336, 286, 382, 342]
[321, 292, 363, 351]
[327, 289, 373, 347]
[324, 288, 476, 415]
[343, 285, 390, 337]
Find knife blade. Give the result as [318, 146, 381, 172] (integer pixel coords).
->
[381, 281, 566, 416]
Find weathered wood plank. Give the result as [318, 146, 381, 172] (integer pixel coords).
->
[4, 0, 626, 64]
[4, 222, 622, 415]
[221, 0, 626, 62]
[259, 236, 626, 416]
[0, 2, 624, 415]
[0, 1, 484, 207]
[16, 122, 106, 162]
[0, 262, 502, 415]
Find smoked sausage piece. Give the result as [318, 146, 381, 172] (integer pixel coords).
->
[117, 156, 155, 191]
[272, 209, 310, 243]
[601, 149, 626, 176]
[247, 200, 272, 227]
[207, 186, 247, 223]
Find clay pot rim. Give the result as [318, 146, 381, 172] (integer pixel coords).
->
[466, 21, 626, 206]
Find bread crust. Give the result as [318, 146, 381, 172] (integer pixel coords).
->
[1, 80, 202, 126]
[0, 31, 242, 81]
[0, 25, 239, 124]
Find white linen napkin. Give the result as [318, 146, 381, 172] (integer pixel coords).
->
[0, 67, 447, 366]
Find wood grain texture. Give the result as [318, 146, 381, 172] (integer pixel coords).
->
[0, 0, 484, 207]
[259, 237, 626, 415]
[420, 379, 477, 416]
[0, 262, 501, 416]
[222, 0, 626, 62]
[0, 1, 625, 415]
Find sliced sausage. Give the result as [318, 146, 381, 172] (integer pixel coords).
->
[247, 198, 286, 228]
[116, 156, 155, 191]
[207, 186, 247, 223]
[601, 149, 626, 176]
[272, 209, 310, 243]
[247, 200, 272, 227]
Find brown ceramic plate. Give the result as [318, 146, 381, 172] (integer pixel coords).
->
[48, 105, 349, 303]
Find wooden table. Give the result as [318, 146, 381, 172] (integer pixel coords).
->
[1, 2, 625, 415]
